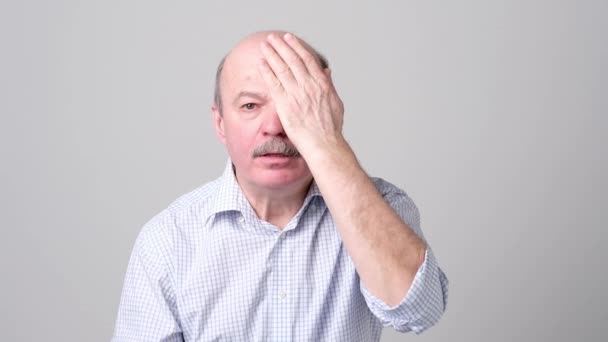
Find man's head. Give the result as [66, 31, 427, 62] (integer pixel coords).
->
[211, 31, 329, 193]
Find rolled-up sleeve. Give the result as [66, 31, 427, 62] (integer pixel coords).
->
[360, 247, 449, 334]
[112, 214, 184, 342]
[361, 178, 449, 334]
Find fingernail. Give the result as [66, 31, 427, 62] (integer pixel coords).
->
[284, 33, 293, 40]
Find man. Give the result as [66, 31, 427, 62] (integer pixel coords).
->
[112, 31, 448, 341]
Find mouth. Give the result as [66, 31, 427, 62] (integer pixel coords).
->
[260, 153, 291, 157]
[256, 152, 298, 164]
[262, 152, 287, 157]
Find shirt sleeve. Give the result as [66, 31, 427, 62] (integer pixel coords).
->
[360, 179, 449, 334]
[112, 213, 184, 342]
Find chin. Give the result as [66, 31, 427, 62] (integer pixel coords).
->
[247, 166, 312, 190]
[253, 168, 311, 189]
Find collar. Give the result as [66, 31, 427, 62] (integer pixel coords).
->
[205, 158, 323, 223]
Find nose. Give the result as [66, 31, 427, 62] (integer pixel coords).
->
[262, 108, 287, 138]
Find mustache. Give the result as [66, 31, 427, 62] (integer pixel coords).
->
[252, 139, 301, 158]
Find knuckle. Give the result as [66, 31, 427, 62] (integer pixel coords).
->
[302, 81, 315, 92]
[318, 80, 330, 92]
[276, 67, 290, 75]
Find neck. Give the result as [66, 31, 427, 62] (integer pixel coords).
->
[235, 171, 312, 229]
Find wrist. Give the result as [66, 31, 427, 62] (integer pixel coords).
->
[303, 135, 359, 175]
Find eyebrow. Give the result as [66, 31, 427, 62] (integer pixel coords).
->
[232, 91, 266, 106]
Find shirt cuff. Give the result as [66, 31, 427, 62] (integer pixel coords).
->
[360, 247, 449, 334]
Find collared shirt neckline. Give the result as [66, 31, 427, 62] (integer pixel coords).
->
[206, 158, 323, 225]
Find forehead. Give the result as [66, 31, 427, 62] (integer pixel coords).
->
[218, 32, 322, 103]
[222, 58, 266, 95]
[220, 34, 272, 97]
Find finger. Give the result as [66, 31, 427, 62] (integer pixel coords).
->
[283, 33, 327, 82]
[266, 33, 309, 84]
[257, 58, 286, 99]
[260, 40, 297, 91]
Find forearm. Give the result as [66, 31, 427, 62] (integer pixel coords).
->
[305, 138, 427, 307]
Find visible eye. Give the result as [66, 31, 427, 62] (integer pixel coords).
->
[242, 103, 257, 111]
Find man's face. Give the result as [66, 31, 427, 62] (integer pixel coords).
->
[212, 34, 313, 191]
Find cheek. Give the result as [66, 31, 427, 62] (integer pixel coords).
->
[224, 123, 258, 157]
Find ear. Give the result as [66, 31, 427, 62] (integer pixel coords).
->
[212, 104, 227, 145]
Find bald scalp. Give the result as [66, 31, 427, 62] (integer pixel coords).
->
[213, 31, 329, 114]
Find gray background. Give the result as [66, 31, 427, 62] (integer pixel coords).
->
[1, 0, 606, 341]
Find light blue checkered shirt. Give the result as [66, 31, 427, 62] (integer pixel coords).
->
[112, 159, 448, 341]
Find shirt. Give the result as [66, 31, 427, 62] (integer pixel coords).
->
[112, 159, 449, 342]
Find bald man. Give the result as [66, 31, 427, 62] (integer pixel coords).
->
[112, 31, 448, 342]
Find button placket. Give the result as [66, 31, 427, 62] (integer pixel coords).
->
[270, 228, 293, 338]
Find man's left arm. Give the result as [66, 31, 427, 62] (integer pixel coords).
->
[258, 33, 448, 333]
[305, 142, 449, 333]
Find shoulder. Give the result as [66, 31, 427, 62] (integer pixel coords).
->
[134, 177, 222, 252]
[370, 176, 413, 200]
[369, 176, 423, 234]
[369, 176, 419, 214]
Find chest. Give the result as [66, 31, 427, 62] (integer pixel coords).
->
[173, 212, 375, 341]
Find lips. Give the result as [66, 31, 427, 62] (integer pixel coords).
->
[259, 151, 292, 157]
[261, 153, 289, 157]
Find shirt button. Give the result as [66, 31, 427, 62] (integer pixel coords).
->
[279, 290, 287, 300]
[239, 216, 245, 223]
